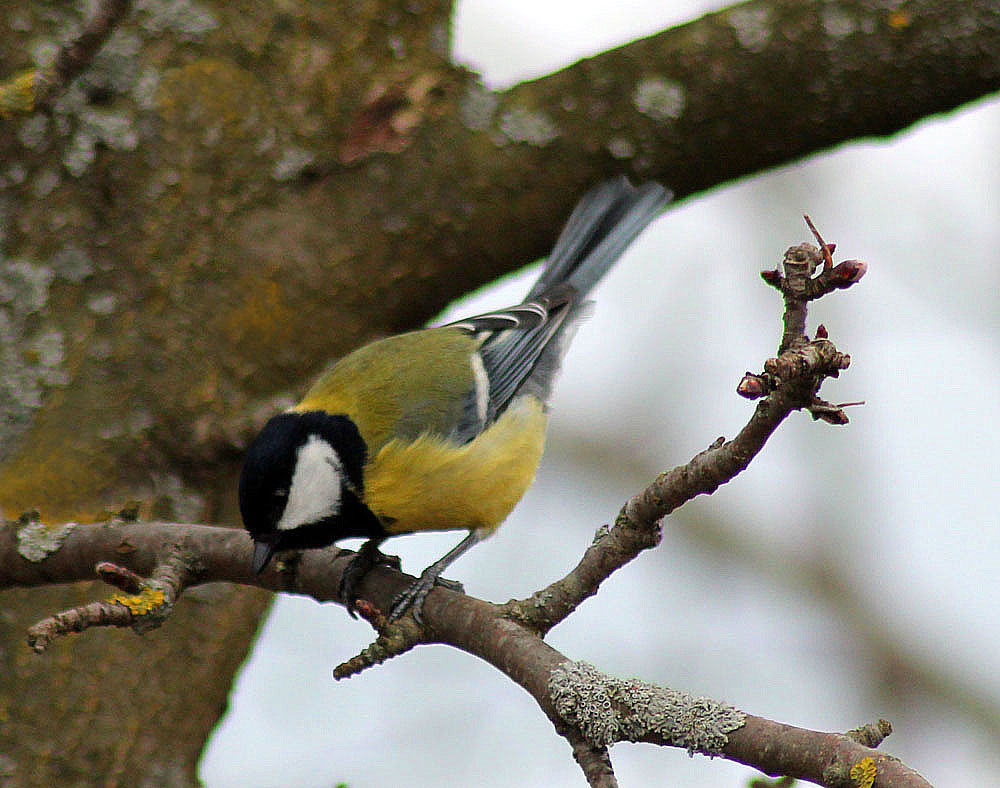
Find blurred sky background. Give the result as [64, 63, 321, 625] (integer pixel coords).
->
[200, 1, 1000, 786]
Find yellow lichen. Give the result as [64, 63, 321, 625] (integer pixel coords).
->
[156, 58, 267, 140]
[0, 69, 37, 118]
[887, 10, 910, 30]
[110, 587, 166, 615]
[219, 275, 295, 348]
[0, 428, 120, 523]
[850, 756, 877, 788]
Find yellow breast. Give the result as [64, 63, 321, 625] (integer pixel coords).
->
[363, 395, 547, 534]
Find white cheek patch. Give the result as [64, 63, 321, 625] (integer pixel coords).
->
[276, 435, 345, 531]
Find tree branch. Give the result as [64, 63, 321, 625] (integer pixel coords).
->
[568, 735, 619, 788]
[26, 545, 191, 651]
[506, 231, 863, 635]
[0, 515, 933, 787]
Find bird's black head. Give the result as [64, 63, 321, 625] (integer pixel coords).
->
[238, 410, 383, 572]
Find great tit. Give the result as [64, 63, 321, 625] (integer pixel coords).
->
[239, 177, 670, 621]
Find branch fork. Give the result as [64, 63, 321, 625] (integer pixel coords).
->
[741, 218, 867, 424]
[26, 546, 193, 652]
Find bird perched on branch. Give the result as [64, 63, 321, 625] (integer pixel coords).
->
[239, 177, 670, 622]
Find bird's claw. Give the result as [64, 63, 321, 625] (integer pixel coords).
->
[338, 544, 399, 618]
[388, 574, 465, 624]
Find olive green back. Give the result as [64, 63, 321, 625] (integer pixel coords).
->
[295, 327, 479, 454]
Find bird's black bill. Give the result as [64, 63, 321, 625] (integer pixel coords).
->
[252, 541, 276, 573]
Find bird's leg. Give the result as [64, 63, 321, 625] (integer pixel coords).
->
[389, 530, 483, 624]
[338, 537, 398, 618]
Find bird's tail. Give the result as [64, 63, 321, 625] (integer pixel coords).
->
[525, 176, 671, 302]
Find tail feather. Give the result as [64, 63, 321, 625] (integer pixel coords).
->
[526, 177, 671, 301]
[448, 177, 670, 424]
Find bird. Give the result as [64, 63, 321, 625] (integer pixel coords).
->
[238, 176, 670, 622]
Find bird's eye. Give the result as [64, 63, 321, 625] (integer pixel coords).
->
[273, 489, 288, 499]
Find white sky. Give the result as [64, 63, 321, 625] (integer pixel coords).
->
[201, 2, 1000, 787]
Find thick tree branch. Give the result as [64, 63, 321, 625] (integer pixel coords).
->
[1, 0, 997, 529]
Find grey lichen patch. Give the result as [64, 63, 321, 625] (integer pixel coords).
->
[133, 67, 161, 110]
[729, 7, 772, 52]
[460, 84, 499, 131]
[4, 163, 28, 186]
[0, 259, 53, 314]
[18, 115, 49, 150]
[499, 107, 559, 146]
[549, 661, 745, 755]
[272, 147, 315, 181]
[821, 7, 857, 39]
[0, 258, 66, 463]
[633, 77, 685, 123]
[31, 40, 60, 70]
[29, 329, 67, 375]
[135, 0, 218, 39]
[31, 169, 60, 199]
[51, 244, 93, 283]
[63, 128, 96, 177]
[86, 292, 117, 315]
[16, 519, 77, 562]
[606, 136, 635, 160]
[97, 409, 154, 441]
[62, 108, 140, 177]
[87, 110, 140, 151]
[77, 30, 144, 98]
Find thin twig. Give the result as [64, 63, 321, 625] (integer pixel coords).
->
[0, 0, 133, 117]
[26, 600, 134, 653]
[569, 735, 619, 788]
[509, 239, 865, 634]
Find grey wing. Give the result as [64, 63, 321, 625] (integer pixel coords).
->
[444, 177, 667, 444]
[445, 294, 576, 444]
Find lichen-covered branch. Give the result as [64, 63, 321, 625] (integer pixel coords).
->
[26, 546, 191, 652]
[24, 599, 134, 653]
[1, 512, 935, 787]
